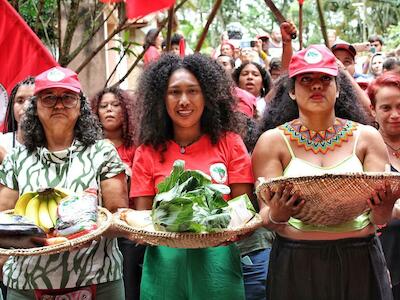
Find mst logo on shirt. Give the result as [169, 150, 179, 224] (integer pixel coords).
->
[210, 163, 227, 184]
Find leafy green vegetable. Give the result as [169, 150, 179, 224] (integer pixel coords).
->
[152, 160, 231, 233]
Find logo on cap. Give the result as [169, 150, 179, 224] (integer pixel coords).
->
[46, 68, 66, 82]
[304, 48, 323, 64]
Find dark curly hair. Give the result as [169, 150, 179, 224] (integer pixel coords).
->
[259, 70, 371, 132]
[232, 62, 272, 97]
[22, 94, 102, 152]
[135, 53, 242, 154]
[4, 76, 35, 135]
[91, 87, 136, 147]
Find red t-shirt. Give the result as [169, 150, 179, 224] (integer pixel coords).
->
[116, 144, 136, 170]
[130, 132, 254, 198]
[143, 45, 160, 65]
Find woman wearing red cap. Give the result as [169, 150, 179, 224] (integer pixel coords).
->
[0, 66, 128, 299]
[253, 45, 395, 299]
[368, 72, 400, 299]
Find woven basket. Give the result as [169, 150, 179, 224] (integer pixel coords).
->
[256, 172, 400, 226]
[0, 207, 112, 256]
[112, 213, 263, 248]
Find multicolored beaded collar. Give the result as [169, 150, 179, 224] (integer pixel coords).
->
[280, 118, 358, 154]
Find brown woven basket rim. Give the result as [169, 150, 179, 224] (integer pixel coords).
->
[0, 207, 112, 256]
[112, 212, 263, 241]
[256, 172, 400, 193]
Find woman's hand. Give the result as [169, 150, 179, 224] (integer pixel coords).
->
[368, 182, 400, 225]
[259, 184, 304, 227]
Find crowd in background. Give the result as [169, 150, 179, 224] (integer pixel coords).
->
[1, 20, 400, 300]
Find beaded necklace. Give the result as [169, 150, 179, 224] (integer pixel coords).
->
[280, 118, 358, 154]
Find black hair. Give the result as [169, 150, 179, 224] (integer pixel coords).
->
[22, 93, 102, 152]
[144, 29, 160, 49]
[383, 57, 400, 72]
[135, 53, 243, 158]
[259, 70, 370, 132]
[217, 54, 235, 69]
[4, 76, 35, 134]
[232, 62, 272, 97]
[171, 33, 183, 46]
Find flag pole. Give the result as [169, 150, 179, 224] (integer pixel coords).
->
[165, 5, 175, 51]
[298, 0, 304, 49]
[195, 0, 223, 52]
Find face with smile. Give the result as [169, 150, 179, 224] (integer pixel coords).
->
[14, 84, 35, 124]
[371, 85, 400, 137]
[165, 68, 205, 135]
[98, 92, 123, 132]
[238, 63, 263, 97]
[291, 72, 338, 114]
[37, 87, 81, 133]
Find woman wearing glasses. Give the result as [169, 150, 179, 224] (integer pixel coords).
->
[0, 67, 128, 300]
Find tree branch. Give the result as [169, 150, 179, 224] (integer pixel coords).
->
[59, 0, 80, 66]
[34, 0, 45, 34]
[64, 4, 115, 66]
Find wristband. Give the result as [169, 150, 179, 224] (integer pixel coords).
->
[268, 211, 288, 225]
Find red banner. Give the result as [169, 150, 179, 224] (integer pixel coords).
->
[0, 0, 58, 93]
[126, 0, 176, 19]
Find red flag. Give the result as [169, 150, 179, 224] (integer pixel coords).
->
[0, 0, 58, 93]
[126, 0, 176, 19]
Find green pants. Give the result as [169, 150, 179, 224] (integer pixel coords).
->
[140, 244, 245, 300]
[6, 279, 124, 300]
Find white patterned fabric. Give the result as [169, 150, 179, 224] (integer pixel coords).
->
[0, 139, 124, 290]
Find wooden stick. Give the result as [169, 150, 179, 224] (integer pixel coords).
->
[316, 0, 328, 47]
[195, 0, 223, 52]
[299, 3, 303, 49]
[165, 5, 175, 52]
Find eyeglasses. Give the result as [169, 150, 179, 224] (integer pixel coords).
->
[39, 93, 80, 108]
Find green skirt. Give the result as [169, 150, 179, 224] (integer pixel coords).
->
[140, 244, 245, 300]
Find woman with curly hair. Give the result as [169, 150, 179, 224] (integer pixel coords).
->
[91, 87, 143, 300]
[232, 62, 271, 119]
[130, 53, 254, 300]
[253, 45, 396, 299]
[0, 66, 128, 300]
[91, 87, 136, 173]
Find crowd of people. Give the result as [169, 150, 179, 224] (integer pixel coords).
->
[0, 21, 400, 300]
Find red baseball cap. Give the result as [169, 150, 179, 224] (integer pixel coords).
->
[331, 40, 357, 58]
[288, 44, 338, 78]
[34, 66, 81, 95]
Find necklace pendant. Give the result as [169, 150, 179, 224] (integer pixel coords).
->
[180, 146, 185, 154]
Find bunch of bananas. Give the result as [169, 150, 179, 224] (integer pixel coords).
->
[14, 188, 69, 232]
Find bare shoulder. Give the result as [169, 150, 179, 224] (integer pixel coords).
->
[357, 123, 384, 145]
[254, 128, 286, 153]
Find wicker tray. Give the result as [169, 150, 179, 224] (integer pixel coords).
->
[112, 213, 263, 248]
[0, 207, 112, 256]
[256, 172, 400, 226]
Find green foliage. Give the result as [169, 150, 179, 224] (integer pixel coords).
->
[17, 0, 58, 48]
